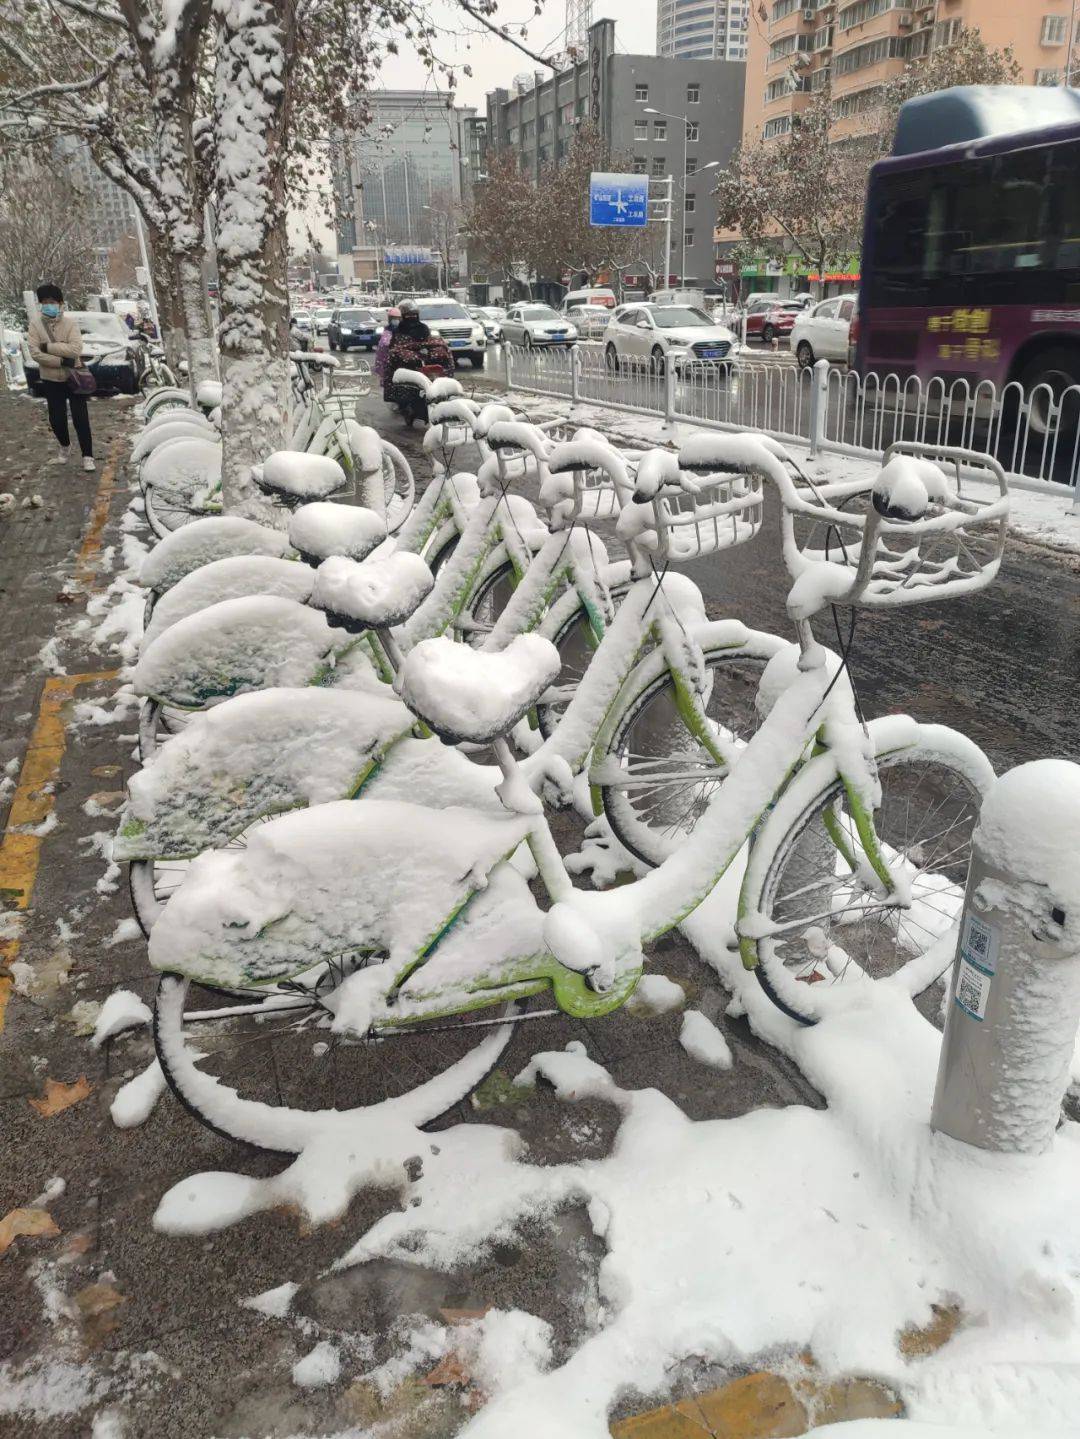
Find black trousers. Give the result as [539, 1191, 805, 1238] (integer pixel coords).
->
[41, 380, 93, 458]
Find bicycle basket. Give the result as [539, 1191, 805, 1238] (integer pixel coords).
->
[784, 444, 1009, 612]
[545, 433, 631, 524]
[649, 467, 765, 563]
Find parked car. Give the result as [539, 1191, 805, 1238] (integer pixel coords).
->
[468, 306, 502, 342]
[790, 294, 857, 369]
[565, 304, 611, 339]
[501, 304, 578, 348]
[22, 310, 142, 396]
[289, 313, 311, 352]
[743, 298, 801, 345]
[414, 299, 487, 368]
[327, 307, 381, 352]
[604, 302, 738, 374]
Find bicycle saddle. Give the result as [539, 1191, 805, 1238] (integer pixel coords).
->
[255, 451, 348, 507]
[196, 379, 223, 409]
[399, 634, 561, 745]
[288, 502, 387, 565]
[311, 551, 434, 632]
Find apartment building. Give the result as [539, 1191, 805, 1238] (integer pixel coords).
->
[742, 0, 1078, 147]
[657, 0, 752, 61]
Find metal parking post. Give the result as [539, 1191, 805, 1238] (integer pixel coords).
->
[504, 342, 513, 392]
[662, 358, 677, 433]
[931, 759, 1080, 1155]
[570, 343, 582, 412]
[808, 359, 829, 456]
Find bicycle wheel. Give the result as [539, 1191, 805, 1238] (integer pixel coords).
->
[144, 483, 203, 539]
[129, 814, 281, 938]
[597, 644, 777, 867]
[381, 442, 415, 534]
[138, 698, 201, 763]
[154, 972, 520, 1152]
[749, 747, 984, 1026]
[460, 560, 520, 647]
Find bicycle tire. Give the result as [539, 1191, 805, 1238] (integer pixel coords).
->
[745, 734, 991, 1027]
[535, 583, 631, 741]
[153, 972, 520, 1152]
[597, 639, 782, 868]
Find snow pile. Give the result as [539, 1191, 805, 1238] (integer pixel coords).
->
[147, 799, 532, 990]
[400, 634, 561, 744]
[258, 450, 346, 500]
[140, 435, 220, 498]
[287, 503, 386, 563]
[291, 1341, 340, 1388]
[139, 516, 289, 594]
[141, 555, 314, 650]
[678, 1009, 733, 1070]
[91, 991, 152, 1048]
[131, 595, 343, 708]
[114, 687, 414, 860]
[312, 552, 434, 630]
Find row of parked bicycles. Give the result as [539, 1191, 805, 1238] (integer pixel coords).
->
[119, 353, 1009, 1152]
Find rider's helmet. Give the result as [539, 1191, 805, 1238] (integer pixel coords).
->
[399, 300, 419, 318]
[387, 307, 401, 323]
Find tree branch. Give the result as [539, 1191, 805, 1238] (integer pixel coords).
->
[451, 0, 558, 69]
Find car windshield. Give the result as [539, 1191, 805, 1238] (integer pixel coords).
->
[521, 306, 559, 321]
[71, 312, 128, 341]
[338, 310, 374, 323]
[650, 307, 712, 328]
[418, 302, 469, 321]
[483, 308, 507, 319]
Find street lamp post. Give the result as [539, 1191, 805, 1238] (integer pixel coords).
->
[644, 107, 720, 288]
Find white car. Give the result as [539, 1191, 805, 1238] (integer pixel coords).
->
[790, 294, 857, 370]
[501, 304, 578, 349]
[312, 308, 334, 334]
[414, 299, 486, 368]
[23, 310, 142, 395]
[604, 303, 738, 374]
[565, 304, 611, 339]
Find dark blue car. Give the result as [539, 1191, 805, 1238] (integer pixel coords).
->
[327, 307, 381, 352]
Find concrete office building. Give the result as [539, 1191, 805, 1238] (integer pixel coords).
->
[483, 18, 746, 285]
[657, 0, 752, 61]
[333, 92, 475, 259]
[56, 138, 137, 250]
[742, 0, 1080, 147]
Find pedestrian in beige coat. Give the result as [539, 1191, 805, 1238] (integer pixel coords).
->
[27, 284, 96, 473]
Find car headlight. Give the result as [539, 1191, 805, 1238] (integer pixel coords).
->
[375, 325, 384, 335]
[430, 326, 441, 337]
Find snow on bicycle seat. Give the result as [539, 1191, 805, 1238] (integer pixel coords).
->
[288, 503, 387, 564]
[140, 516, 290, 594]
[400, 634, 561, 745]
[256, 451, 347, 502]
[312, 551, 434, 632]
[196, 379, 222, 409]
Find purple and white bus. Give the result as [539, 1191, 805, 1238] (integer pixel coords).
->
[854, 86, 1080, 431]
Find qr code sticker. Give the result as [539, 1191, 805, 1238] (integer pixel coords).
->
[956, 957, 991, 1020]
[961, 913, 998, 975]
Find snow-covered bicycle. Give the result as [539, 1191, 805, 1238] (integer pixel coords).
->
[142, 438, 1007, 1149]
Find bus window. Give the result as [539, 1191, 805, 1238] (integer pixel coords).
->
[866, 170, 933, 306]
[944, 148, 1050, 280]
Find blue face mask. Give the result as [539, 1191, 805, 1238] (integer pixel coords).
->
[40, 303, 60, 319]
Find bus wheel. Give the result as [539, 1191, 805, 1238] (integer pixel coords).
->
[796, 341, 815, 370]
[1019, 347, 1080, 436]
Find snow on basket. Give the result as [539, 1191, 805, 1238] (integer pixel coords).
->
[115, 687, 414, 860]
[140, 436, 221, 500]
[257, 451, 347, 502]
[146, 798, 531, 989]
[400, 634, 561, 745]
[142, 555, 314, 651]
[140, 517, 290, 594]
[132, 595, 345, 708]
[312, 552, 433, 631]
[288, 504, 387, 564]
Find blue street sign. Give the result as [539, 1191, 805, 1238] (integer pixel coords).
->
[589, 172, 649, 228]
[384, 246, 435, 266]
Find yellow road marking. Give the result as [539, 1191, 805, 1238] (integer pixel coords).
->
[73, 435, 123, 590]
[0, 672, 120, 1031]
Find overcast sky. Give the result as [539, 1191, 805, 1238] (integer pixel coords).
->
[289, 1, 659, 252]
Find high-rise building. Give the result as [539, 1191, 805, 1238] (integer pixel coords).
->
[741, 0, 1078, 148]
[333, 92, 475, 258]
[657, 0, 752, 61]
[56, 138, 137, 249]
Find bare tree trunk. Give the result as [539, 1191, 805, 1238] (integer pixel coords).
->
[212, 0, 294, 523]
[146, 223, 185, 371]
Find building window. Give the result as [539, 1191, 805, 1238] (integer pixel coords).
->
[1041, 14, 1068, 44]
[560, 102, 574, 124]
[687, 83, 700, 102]
[773, 0, 798, 16]
[633, 156, 648, 173]
[763, 115, 792, 138]
[685, 121, 700, 142]
[652, 156, 667, 175]
[635, 83, 649, 101]
[539, 112, 552, 131]
[1036, 66, 1062, 83]
[931, 18, 960, 47]
[685, 194, 696, 212]
[685, 156, 698, 174]
[684, 229, 694, 248]
[634, 120, 649, 139]
[575, 97, 586, 117]
[654, 120, 667, 140]
[769, 33, 813, 61]
[838, 0, 913, 31]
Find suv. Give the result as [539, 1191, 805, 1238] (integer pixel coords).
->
[790, 294, 857, 369]
[743, 297, 801, 345]
[327, 307, 381, 351]
[414, 299, 486, 368]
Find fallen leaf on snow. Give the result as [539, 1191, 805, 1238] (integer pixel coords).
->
[29, 1075, 92, 1116]
[74, 1282, 127, 1346]
[423, 1351, 472, 1389]
[0, 1207, 60, 1255]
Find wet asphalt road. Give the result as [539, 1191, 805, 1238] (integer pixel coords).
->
[363, 370, 1080, 778]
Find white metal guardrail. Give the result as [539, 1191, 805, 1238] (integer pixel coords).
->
[501, 344, 1080, 497]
